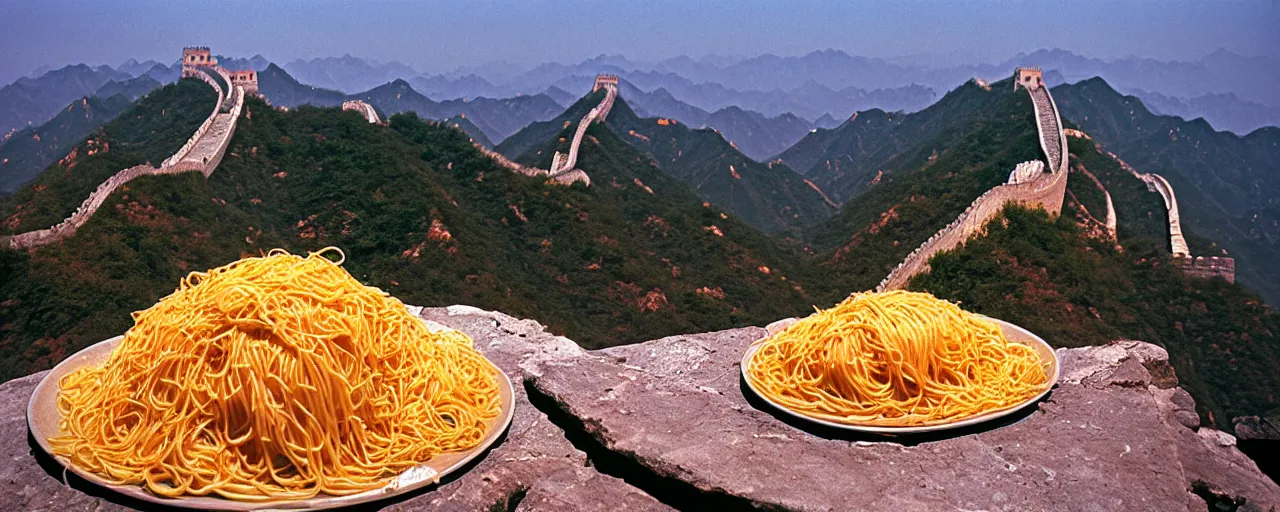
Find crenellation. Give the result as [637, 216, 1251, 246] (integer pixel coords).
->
[1173, 255, 1236, 283]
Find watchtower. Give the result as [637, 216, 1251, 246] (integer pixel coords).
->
[229, 70, 258, 95]
[182, 46, 215, 67]
[181, 46, 218, 79]
[1014, 67, 1044, 91]
[593, 74, 619, 92]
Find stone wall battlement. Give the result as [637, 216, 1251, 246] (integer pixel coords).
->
[876, 74, 1069, 292]
[342, 100, 381, 124]
[551, 81, 618, 178]
[1174, 255, 1236, 283]
[8, 51, 246, 250]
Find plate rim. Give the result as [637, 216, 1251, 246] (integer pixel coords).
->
[26, 333, 516, 511]
[740, 316, 1061, 434]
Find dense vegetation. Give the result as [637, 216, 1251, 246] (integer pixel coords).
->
[0, 80, 217, 233]
[604, 98, 835, 233]
[1054, 78, 1280, 304]
[0, 92, 827, 382]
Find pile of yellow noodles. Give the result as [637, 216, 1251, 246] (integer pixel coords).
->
[746, 291, 1049, 427]
[49, 248, 501, 500]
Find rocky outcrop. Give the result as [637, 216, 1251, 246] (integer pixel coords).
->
[1235, 416, 1280, 441]
[2, 306, 1276, 511]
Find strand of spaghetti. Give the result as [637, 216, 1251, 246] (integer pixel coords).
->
[49, 248, 501, 500]
[746, 291, 1049, 427]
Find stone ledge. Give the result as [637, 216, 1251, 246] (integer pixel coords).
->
[2, 307, 1277, 511]
[530, 326, 1280, 511]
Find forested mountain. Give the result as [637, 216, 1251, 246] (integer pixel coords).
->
[0, 94, 134, 194]
[0, 85, 824, 383]
[1053, 78, 1280, 304]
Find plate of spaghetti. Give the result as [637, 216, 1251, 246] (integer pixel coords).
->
[742, 291, 1058, 434]
[27, 248, 515, 510]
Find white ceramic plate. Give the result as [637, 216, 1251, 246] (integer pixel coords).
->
[27, 333, 515, 510]
[741, 317, 1060, 434]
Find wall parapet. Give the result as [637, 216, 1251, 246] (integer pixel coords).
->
[550, 81, 618, 178]
[1173, 255, 1236, 283]
[8, 48, 246, 250]
[342, 100, 381, 124]
[456, 76, 617, 188]
[875, 72, 1069, 292]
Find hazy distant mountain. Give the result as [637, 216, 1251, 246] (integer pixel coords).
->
[616, 81, 711, 127]
[143, 63, 180, 84]
[1126, 88, 1280, 135]
[485, 48, 1277, 129]
[537, 69, 936, 122]
[257, 63, 345, 107]
[282, 55, 418, 93]
[959, 48, 1280, 108]
[543, 85, 576, 107]
[93, 75, 161, 101]
[346, 79, 440, 117]
[216, 54, 271, 73]
[116, 58, 163, 77]
[0, 64, 131, 137]
[408, 73, 512, 101]
[813, 113, 841, 129]
[703, 107, 814, 161]
[343, 78, 560, 142]
[437, 95, 563, 143]
[0, 94, 133, 193]
[442, 60, 531, 85]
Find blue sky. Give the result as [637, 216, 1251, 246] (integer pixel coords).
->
[1, 0, 1276, 84]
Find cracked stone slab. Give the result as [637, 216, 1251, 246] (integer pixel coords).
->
[531, 329, 1280, 511]
[1150, 388, 1280, 512]
[0, 306, 669, 512]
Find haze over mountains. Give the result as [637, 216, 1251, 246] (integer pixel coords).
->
[269, 47, 1280, 135]
[7, 47, 1275, 154]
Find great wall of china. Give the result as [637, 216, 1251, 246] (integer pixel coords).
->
[1101, 146, 1235, 282]
[876, 68, 1070, 291]
[5, 47, 248, 249]
[342, 100, 381, 124]
[4, 57, 620, 250]
[458, 74, 619, 188]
